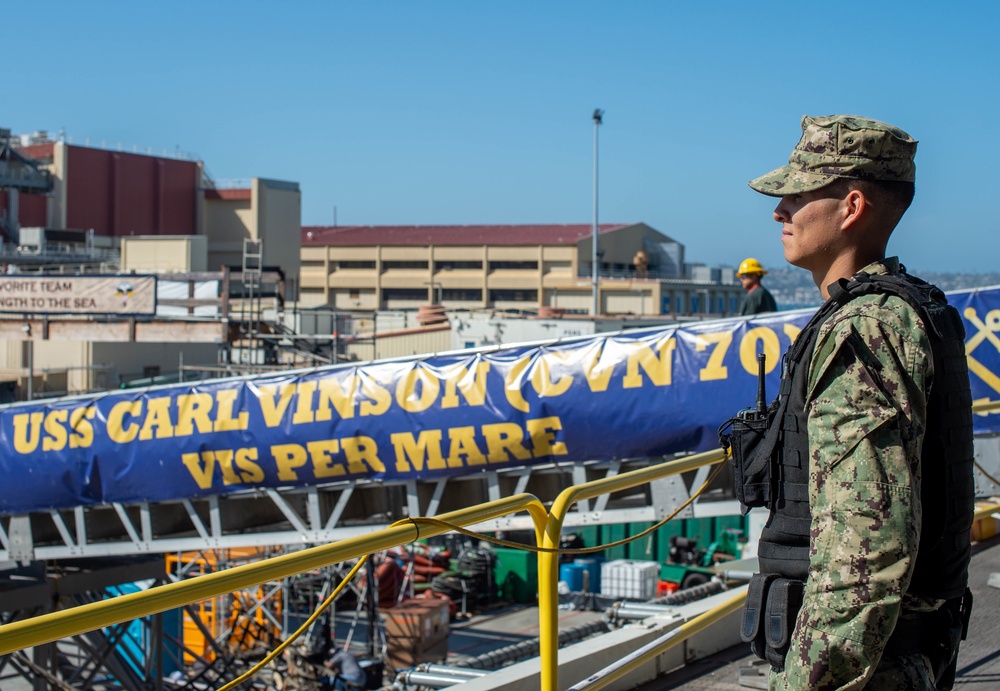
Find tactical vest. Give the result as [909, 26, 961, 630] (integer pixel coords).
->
[757, 270, 975, 598]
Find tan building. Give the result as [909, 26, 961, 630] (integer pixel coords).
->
[203, 178, 301, 278]
[299, 223, 741, 317]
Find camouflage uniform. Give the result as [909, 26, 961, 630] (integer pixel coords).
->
[770, 257, 938, 690]
[743, 115, 972, 689]
[749, 115, 917, 195]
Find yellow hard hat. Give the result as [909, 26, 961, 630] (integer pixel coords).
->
[736, 258, 767, 277]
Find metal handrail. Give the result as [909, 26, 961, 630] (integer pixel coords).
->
[567, 589, 747, 690]
[537, 447, 728, 690]
[974, 501, 1000, 523]
[0, 493, 549, 657]
[2, 407, 996, 686]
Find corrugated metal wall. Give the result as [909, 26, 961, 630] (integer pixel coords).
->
[66, 146, 198, 236]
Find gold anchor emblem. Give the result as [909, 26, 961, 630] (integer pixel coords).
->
[964, 307, 1000, 416]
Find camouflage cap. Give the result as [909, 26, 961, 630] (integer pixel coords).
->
[748, 114, 917, 197]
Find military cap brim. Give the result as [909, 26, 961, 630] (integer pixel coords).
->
[748, 166, 838, 197]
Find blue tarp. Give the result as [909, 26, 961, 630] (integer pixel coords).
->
[2, 286, 999, 515]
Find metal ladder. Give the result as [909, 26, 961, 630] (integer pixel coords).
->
[241, 238, 263, 364]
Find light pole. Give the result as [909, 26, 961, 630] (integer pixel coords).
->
[592, 108, 603, 316]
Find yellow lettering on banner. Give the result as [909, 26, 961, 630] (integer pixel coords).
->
[175, 393, 214, 436]
[783, 323, 802, 344]
[527, 416, 568, 457]
[293, 380, 318, 424]
[482, 422, 532, 463]
[315, 375, 357, 421]
[696, 331, 732, 381]
[182, 451, 215, 489]
[12, 406, 97, 453]
[12, 412, 44, 454]
[531, 353, 573, 397]
[234, 447, 264, 482]
[308, 439, 344, 478]
[108, 400, 142, 443]
[42, 410, 69, 452]
[740, 327, 781, 375]
[272, 443, 309, 481]
[214, 389, 249, 431]
[69, 406, 95, 449]
[391, 417, 567, 472]
[580, 344, 614, 393]
[340, 436, 384, 474]
[441, 361, 490, 408]
[447, 426, 487, 467]
[504, 357, 532, 413]
[212, 449, 243, 485]
[257, 383, 296, 427]
[139, 396, 175, 441]
[359, 377, 391, 417]
[180, 449, 261, 489]
[396, 367, 441, 413]
[623, 338, 676, 388]
[391, 430, 446, 472]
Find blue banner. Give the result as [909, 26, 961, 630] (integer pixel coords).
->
[2, 286, 999, 514]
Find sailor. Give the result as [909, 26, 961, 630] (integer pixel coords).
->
[736, 258, 778, 315]
[738, 115, 974, 689]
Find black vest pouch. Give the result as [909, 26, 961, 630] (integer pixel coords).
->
[720, 399, 780, 512]
[763, 578, 803, 670]
[741, 573, 777, 660]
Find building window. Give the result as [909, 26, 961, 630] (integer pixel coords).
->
[336, 260, 376, 270]
[442, 289, 482, 302]
[435, 260, 483, 271]
[488, 261, 538, 271]
[382, 288, 426, 301]
[382, 260, 429, 270]
[490, 289, 538, 303]
[349, 289, 360, 299]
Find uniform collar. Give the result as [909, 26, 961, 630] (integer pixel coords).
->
[856, 256, 901, 278]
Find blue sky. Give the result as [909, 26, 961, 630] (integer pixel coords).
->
[8, 2, 998, 273]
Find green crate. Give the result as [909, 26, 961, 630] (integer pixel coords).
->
[604, 524, 629, 561]
[627, 522, 657, 561]
[492, 547, 538, 603]
[576, 526, 601, 554]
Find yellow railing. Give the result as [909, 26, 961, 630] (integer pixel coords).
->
[567, 590, 747, 690]
[4, 426, 995, 689]
[0, 447, 731, 690]
[538, 448, 727, 690]
[0, 494, 549, 658]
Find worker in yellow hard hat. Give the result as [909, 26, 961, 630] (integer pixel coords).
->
[736, 258, 777, 315]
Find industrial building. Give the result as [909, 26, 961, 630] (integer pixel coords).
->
[0, 129, 301, 395]
[300, 223, 741, 317]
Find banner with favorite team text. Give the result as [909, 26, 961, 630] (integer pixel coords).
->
[1, 285, 998, 514]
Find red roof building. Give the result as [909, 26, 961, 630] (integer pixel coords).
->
[300, 222, 739, 317]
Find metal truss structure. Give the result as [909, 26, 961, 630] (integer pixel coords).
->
[0, 456, 737, 563]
